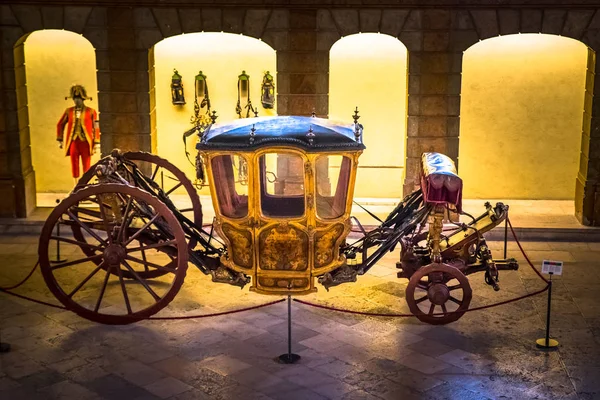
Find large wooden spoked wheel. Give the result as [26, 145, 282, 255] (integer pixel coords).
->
[73, 151, 201, 278]
[39, 184, 188, 325]
[405, 263, 472, 325]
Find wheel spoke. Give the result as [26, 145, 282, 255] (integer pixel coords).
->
[415, 295, 428, 304]
[126, 239, 177, 253]
[51, 254, 103, 270]
[97, 194, 113, 245]
[165, 181, 183, 196]
[123, 214, 160, 246]
[428, 303, 435, 315]
[50, 235, 102, 252]
[151, 164, 159, 181]
[118, 195, 133, 242]
[71, 206, 101, 219]
[447, 284, 462, 291]
[441, 303, 447, 314]
[94, 266, 112, 312]
[125, 255, 176, 273]
[116, 265, 133, 314]
[140, 242, 149, 273]
[67, 261, 105, 298]
[67, 210, 108, 246]
[121, 260, 161, 301]
[448, 296, 462, 305]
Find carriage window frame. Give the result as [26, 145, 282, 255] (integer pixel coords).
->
[315, 154, 352, 220]
[258, 151, 306, 219]
[210, 153, 249, 219]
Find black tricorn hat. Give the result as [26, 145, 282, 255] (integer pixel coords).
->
[65, 84, 92, 100]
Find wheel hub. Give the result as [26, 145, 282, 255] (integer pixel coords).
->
[428, 283, 450, 305]
[103, 244, 126, 267]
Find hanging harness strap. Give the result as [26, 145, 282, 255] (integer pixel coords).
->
[182, 73, 212, 177]
[236, 71, 256, 118]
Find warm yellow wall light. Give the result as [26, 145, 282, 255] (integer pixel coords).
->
[329, 33, 408, 199]
[152, 32, 276, 195]
[459, 34, 588, 200]
[21, 30, 99, 193]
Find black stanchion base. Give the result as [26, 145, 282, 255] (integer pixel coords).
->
[50, 259, 67, 263]
[277, 353, 301, 364]
[0, 342, 11, 353]
[536, 338, 559, 349]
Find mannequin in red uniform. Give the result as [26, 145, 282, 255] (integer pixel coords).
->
[56, 85, 101, 184]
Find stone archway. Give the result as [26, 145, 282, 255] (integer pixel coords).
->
[13, 29, 99, 209]
[148, 32, 277, 193]
[329, 33, 408, 199]
[458, 33, 591, 202]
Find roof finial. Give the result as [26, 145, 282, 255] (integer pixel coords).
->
[311, 109, 316, 118]
[353, 107, 362, 143]
[352, 107, 360, 124]
[210, 110, 218, 123]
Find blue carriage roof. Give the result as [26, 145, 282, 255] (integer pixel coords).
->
[196, 116, 366, 152]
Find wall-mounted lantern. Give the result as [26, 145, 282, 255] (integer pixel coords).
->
[171, 69, 186, 105]
[261, 71, 275, 109]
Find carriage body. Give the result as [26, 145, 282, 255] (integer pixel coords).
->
[197, 116, 364, 295]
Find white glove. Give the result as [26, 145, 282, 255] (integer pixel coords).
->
[58, 141, 63, 149]
[93, 143, 101, 155]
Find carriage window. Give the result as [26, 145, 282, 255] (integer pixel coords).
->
[211, 155, 248, 218]
[260, 153, 305, 217]
[316, 155, 352, 219]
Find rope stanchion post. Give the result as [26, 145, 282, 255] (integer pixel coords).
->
[277, 295, 301, 364]
[50, 199, 67, 264]
[536, 272, 559, 349]
[503, 214, 508, 259]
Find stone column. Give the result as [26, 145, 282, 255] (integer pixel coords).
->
[404, 10, 461, 196]
[277, 9, 327, 117]
[99, 8, 151, 154]
[275, 10, 327, 194]
[576, 49, 600, 226]
[0, 6, 31, 217]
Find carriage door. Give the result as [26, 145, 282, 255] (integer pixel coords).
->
[253, 152, 313, 294]
[210, 154, 254, 273]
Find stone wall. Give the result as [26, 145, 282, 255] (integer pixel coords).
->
[2, 3, 600, 225]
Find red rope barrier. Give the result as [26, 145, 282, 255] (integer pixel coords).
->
[507, 217, 549, 283]
[0, 260, 40, 291]
[0, 289, 67, 310]
[147, 298, 286, 320]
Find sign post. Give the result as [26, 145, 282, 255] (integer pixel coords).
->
[536, 260, 562, 349]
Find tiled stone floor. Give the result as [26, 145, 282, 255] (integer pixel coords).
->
[1, 233, 600, 399]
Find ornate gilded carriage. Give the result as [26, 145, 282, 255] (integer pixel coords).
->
[37, 115, 518, 326]
[198, 116, 364, 295]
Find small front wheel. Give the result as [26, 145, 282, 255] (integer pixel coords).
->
[405, 263, 472, 325]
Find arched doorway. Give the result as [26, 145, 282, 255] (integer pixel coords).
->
[150, 32, 277, 197]
[329, 33, 408, 199]
[14, 30, 99, 207]
[459, 34, 589, 203]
